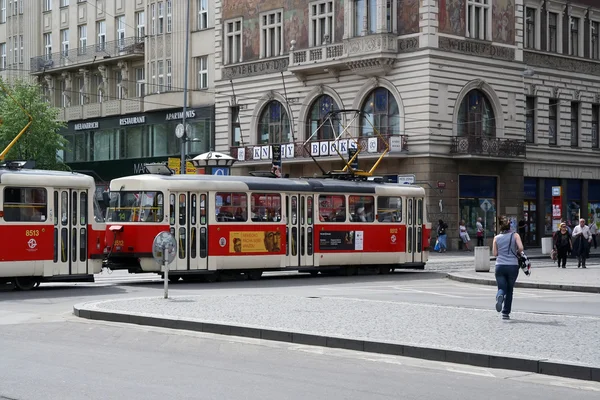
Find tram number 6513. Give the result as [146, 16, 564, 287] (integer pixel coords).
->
[25, 230, 40, 237]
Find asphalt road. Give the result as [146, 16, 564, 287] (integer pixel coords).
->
[2, 269, 600, 399]
[2, 317, 600, 400]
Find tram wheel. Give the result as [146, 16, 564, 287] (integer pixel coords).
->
[14, 277, 38, 291]
[340, 266, 357, 276]
[309, 270, 319, 277]
[247, 270, 263, 280]
[201, 272, 219, 283]
[168, 276, 181, 283]
[378, 266, 392, 275]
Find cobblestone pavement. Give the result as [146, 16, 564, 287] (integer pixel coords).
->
[80, 293, 600, 368]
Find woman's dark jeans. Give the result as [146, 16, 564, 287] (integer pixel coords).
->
[495, 264, 520, 315]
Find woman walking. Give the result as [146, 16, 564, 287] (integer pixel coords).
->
[437, 219, 448, 252]
[553, 222, 572, 268]
[493, 215, 524, 320]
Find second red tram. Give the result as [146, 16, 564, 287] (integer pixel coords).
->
[103, 174, 431, 280]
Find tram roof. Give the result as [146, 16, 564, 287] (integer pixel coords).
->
[0, 168, 95, 188]
[110, 174, 427, 196]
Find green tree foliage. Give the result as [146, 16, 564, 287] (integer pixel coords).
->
[0, 78, 68, 170]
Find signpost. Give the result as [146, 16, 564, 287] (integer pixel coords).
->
[480, 199, 493, 242]
[397, 174, 416, 185]
[152, 231, 177, 299]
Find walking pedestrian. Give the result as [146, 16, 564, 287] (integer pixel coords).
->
[459, 220, 471, 251]
[553, 222, 572, 268]
[589, 220, 598, 250]
[493, 215, 524, 320]
[437, 219, 448, 253]
[476, 217, 484, 247]
[572, 218, 592, 268]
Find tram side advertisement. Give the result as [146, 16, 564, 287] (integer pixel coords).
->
[228, 231, 282, 253]
[319, 230, 364, 251]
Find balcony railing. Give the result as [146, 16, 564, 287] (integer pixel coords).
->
[450, 135, 527, 158]
[30, 37, 145, 73]
[291, 43, 345, 65]
[230, 134, 407, 162]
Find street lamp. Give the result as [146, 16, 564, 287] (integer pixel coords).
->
[190, 151, 236, 175]
[179, 0, 192, 174]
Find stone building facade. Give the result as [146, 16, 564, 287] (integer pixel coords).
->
[213, 0, 600, 248]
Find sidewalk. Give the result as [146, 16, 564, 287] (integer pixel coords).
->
[74, 292, 600, 383]
[448, 265, 600, 293]
[429, 245, 600, 261]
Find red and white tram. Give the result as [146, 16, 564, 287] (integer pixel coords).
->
[103, 173, 431, 281]
[0, 165, 106, 290]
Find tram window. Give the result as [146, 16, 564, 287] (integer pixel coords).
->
[250, 193, 281, 222]
[2, 187, 48, 222]
[61, 228, 68, 262]
[377, 196, 403, 223]
[53, 191, 59, 226]
[72, 192, 78, 226]
[105, 191, 165, 223]
[318, 195, 346, 222]
[178, 194, 187, 225]
[349, 196, 374, 222]
[80, 228, 87, 262]
[307, 196, 313, 225]
[61, 191, 68, 225]
[191, 194, 197, 225]
[200, 194, 206, 225]
[169, 194, 175, 225]
[417, 199, 423, 225]
[215, 192, 247, 222]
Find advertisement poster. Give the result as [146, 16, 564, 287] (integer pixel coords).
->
[271, 144, 282, 178]
[229, 231, 281, 253]
[319, 231, 363, 251]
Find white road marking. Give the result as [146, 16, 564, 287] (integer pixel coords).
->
[446, 367, 496, 378]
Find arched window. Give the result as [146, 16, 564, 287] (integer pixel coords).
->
[360, 88, 400, 136]
[257, 101, 291, 144]
[457, 90, 496, 137]
[306, 95, 340, 141]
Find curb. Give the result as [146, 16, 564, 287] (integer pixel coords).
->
[447, 273, 600, 294]
[73, 305, 600, 383]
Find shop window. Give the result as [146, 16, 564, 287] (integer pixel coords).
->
[377, 196, 402, 222]
[589, 181, 600, 231]
[459, 175, 497, 238]
[360, 87, 400, 136]
[3, 187, 48, 222]
[257, 101, 291, 145]
[349, 195, 374, 222]
[306, 95, 339, 141]
[318, 194, 345, 222]
[566, 179, 581, 228]
[250, 193, 281, 222]
[457, 90, 495, 137]
[215, 192, 247, 222]
[543, 178, 560, 235]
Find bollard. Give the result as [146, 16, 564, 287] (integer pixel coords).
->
[474, 246, 491, 272]
[163, 244, 169, 299]
[541, 237, 553, 255]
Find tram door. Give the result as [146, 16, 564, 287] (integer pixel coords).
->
[406, 197, 424, 264]
[286, 194, 314, 268]
[53, 189, 89, 276]
[170, 192, 208, 271]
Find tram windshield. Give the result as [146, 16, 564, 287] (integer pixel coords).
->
[106, 191, 164, 223]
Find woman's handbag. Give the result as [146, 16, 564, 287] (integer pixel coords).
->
[550, 249, 557, 262]
[434, 240, 440, 252]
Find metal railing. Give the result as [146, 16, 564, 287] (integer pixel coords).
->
[230, 134, 407, 161]
[30, 37, 145, 73]
[450, 135, 527, 158]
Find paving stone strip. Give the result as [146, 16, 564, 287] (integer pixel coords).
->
[78, 294, 600, 368]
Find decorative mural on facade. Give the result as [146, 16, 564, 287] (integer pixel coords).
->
[222, 0, 344, 62]
[397, 0, 420, 36]
[493, 0, 515, 44]
[438, 0, 465, 36]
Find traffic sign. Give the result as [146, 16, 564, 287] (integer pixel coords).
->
[152, 231, 177, 265]
[397, 174, 416, 185]
[480, 199, 492, 212]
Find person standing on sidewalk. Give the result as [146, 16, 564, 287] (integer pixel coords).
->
[476, 217, 484, 247]
[437, 219, 448, 253]
[553, 222, 572, 269]
[589, 220, 598, 250]
[572, 218, 592, 268]
[459, 220, 471, 251]
[493, 215, 524, 320]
